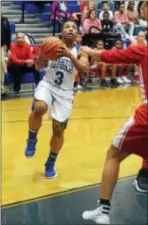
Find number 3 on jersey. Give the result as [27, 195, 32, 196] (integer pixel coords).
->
[54, 71, 64, 85]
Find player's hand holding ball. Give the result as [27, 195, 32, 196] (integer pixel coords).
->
[40, 36, 63, 60]
[56, 45, 72, 58]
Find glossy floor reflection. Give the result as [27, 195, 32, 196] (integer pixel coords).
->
[2, 177, 147, 225]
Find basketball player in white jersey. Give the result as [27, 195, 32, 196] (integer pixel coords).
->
[25, 20, 89, 178]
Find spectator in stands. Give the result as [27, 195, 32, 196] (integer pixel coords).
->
[50, 0, 78, 32]
[111, 39, 131, 84]
[101, 12, 114, 33]
[90, 40, 109, 88]
[125, 0, 140, 11]
[81, 9, 102, 36]
[139, 9, 147, 29]
[97, 0, 115, 14]
[130, 31, 147, 84]
[131, 31, 147, 45]
[1, 12, 11, 96]
[7, 32, 40, 96]
[114, 3, 131, 39]
[126, 1, 139, 37]
[75, 33, 82, 49]
[99, 3, 113, 21]
[114, 1, 125, 10]
[81, 1, 96, 24]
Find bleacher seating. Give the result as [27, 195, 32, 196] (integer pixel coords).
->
[13, 1, 80, 22]
[4, 69, 45, 86]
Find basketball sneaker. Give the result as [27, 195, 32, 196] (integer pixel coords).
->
[82, 201, 110, 224]
[134, 168, 148, 193]
[25, 139, 37, 157]
[45, 166, 57, 179]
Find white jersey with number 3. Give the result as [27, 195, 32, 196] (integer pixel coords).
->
[43, 46, 78, 99]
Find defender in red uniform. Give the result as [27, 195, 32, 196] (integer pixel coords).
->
[81, 1, 148, 224]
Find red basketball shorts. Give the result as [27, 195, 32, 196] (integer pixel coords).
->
[113, 103, 148, 159]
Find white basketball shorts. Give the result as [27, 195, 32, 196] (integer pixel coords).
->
[34, 80, 74, 123]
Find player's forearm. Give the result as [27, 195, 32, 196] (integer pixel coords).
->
[87, 49, 103, 61]
[69, 53, 88, 76]
[35, 55, 47, 71]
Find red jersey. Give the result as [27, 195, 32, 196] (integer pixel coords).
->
[100, 45, 148, 102]
[8, 42, 33, 66]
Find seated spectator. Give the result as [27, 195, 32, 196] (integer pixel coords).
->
[75, 33, 82, 49]
[50, 1, 78, 32]
[138, 10, 147, 29]
[7, 32, 40, 96]
[130, 31, 147, 45]
[111, 39, 131, 84]
[101, 12, 114, 33]
[99, 3, 113, 21]
[90, 40, 109, 88]
[125, 0, 140, 11]
[81, 1, 96, 24]
[114, 3, 131, 39]
[114, 1, 125, 10]
[126, 1, 139, 37]
[82, 9, 102, 36]
[97, 0, 115, 14]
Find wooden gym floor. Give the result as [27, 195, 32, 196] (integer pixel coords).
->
[2, 85, 147, 225]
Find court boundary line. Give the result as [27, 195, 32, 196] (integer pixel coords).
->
[2, 116, 130, 124]
[2, 175, 136, 209]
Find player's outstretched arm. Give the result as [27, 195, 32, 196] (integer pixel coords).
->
[81, 46, 145, 65]
[57, 45, 89, 77]
[35, 55, 48, 71]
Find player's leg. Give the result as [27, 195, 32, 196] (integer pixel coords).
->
[134, 159, 148, 193]
[82, 145, 130, 224]
[45, 119, 66, 178]
[25, 81, 51, 157]
[44, 97, 72, 178]
[82, 112, 148, 224]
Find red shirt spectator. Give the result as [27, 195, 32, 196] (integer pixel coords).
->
[8, 42, 33, 66]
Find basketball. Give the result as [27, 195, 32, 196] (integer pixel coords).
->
[40, 36, 63, 60]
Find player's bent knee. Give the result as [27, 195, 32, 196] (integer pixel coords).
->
[106, 145, 120, 160]
[106, 145, 130, 162]
[33, 101, 48, 116]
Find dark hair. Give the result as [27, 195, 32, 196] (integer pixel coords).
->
[127, 1, 135, 10]
[61, 19, 78, 31]
[96, 40, 104, 45]
[87, 9, 96, 19]
[115, 39, 123, 45]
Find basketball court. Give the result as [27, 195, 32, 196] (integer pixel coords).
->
[2, 85, 147, 224]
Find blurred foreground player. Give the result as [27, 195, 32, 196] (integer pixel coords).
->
[25, 20, 89, 178]
[81, 1, 148, 224]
